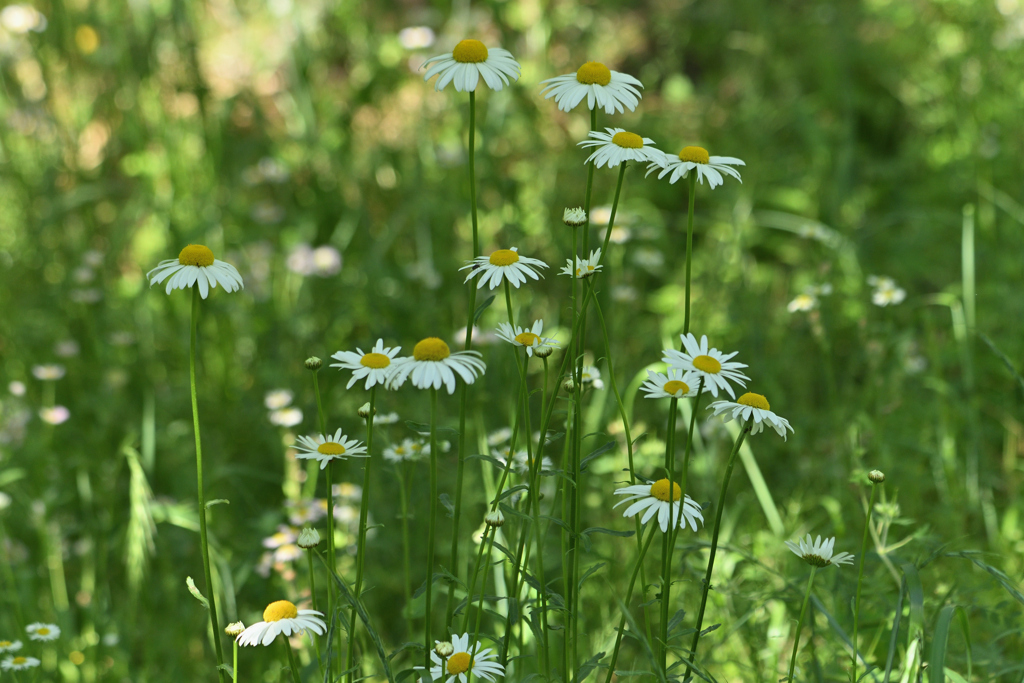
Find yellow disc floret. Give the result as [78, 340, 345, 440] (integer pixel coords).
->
[488, 249, 520, 266]
[263, 600, 298, 622]
[413, 337, 451, 361]
[0, 641, 11, 648]
[575, 61, 612, 86]
[649, 478, 682, 502]
[12, 657, 27, 665]
[178, 244, 215, 267]
[737, 392, 770, 411]
[447, 652, 473, 675]
[35, 628, 50, 636]
[317, 442, 347, 456]
[611, 131, 644, 149]
[678, 146, 710, 164]
[452, 39, 488, 63]
[692, 355, 722, 374]
[662, 380, 689, 396]
[514, 332, 540, 346]
[360, 353, 390, 369]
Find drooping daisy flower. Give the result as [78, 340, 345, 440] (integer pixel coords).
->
[646, 146, 745, 189]
[867, 276, 906, 307]
[663, 333, 749, 399]
[147, 244, 244, 299]
[0, 640, 21, 653]
[613, 479, 704, 533]
[559, 248, 603, 279]
[31, 364, 65, 381]
[640, 368, 699, 400]
[461, 247, 548, 290]
[707, 392, 794, 440]
[495, 321, 559, 358]
[236, 600, 327, 646]
[294, 429, 368, 470]
[330, 339, 402, 390]
[785, 534, 854, 568]
[422, 39, 521, 93]
[415, 633, 505, 683]
[1, 655, 40, 671]
[26, 623, 60, 641]
[388, 338, 486, 395]
[578, 128, 661, 169]
[539, 61, 643, 115]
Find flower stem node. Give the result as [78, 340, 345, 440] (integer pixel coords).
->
[297, 527, 321, 549]
[868, 470, 886, 484]
[305, 357, 322, 371]
[434, 641, 455, 658]
[484, 510, 505, 528]
[225, 622, 246, 637]
[563, 207, 587, 227]
[358, 402, 375, 419]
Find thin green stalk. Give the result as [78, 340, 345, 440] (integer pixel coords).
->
[284, 636, 302, 682]
[658, 398, 679, 670]
[603, 523, 659, 683]
[460, 521, 494, 634]
[683, 173, 696, 335]
[396, 463, 413, 637]
[599, 162, 627, 259]
[787, 567, 819, 682]
[852, 480, 880, 681]
[583, 107, 597, 252]
[424, 388, 439, 672]
[232, 639, 238, 683]
[311, 369, 338, 675]
[684, 418, 752, 677]
[348, 387, 378, 683]
[469, 90, 479, 255]
[189, 287, 227, 682]
[307, 549, 318, 613]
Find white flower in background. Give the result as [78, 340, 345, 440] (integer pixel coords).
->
[236, 600, 326, 646]
[26, 623, 60, 641]
[389, 338, 486, 394]
[647, 146, 744, 189]
[867, 276, 906, 306]
[495, 320, 559, 357]
[0, 640, 21, 653]
[707, 392, 794, 440]
[487, 427, 512, 446]
[375, 411, 401, 425]
[398, 26, 435, 50]
[286, 499, 327, 526]
[578, 128, 661, 169]
[663, 333, 749, 399]
[32, 365, 65, 381]
[1, 655, 40, 671]
[8, 381, 26, 396]
[54, 340, 79, 358]
[0, 5, 47, 33]
[294, 429, 368, 470]
[269, 407, 303, 427]
[788, 284, 832, 313]
[415, 632, 506, 683]
[580, 365, 604, 390]
[263, 389, 293, 410]
[509, 450, 553, 475]
[422, 39, 521, 92]
[147, 244, 244, 299]
[640, 368, 699, 399]
[559, 248, 603, 280]
[38, 406, 70, 425]
[785, 534, 854, 568]
[383, 438, 433, 463]
[540, 62, 643, 115]
[461, 247, 548, 290]
[286, 244, 343, 277]
[331, 339, 402, 390]
[613, 479, 704, 532]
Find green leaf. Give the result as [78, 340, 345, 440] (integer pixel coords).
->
[582, 526, 635, 539]
[496, 484, 529, 502]
[185, 576, 209, 610]
[205, 498, 229, 509]
[580, 441, 615, 471]
[404, 420, 459, 437]
[439, 493, 454, 518]
[929, 605, 971, 683]
[577, 562, 606, 591]
[474, 295, 496, 323]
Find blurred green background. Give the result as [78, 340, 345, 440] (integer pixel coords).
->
[1, 0, 1023, 680]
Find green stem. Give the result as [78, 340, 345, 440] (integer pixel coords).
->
[603, 523, 659, 683]
[469, 90, 479, 256]
[460, 520, 493, 634]
[424, 388, 439, 672]
[787, 567, 818, 682]
[683, 172, 696, 335]
[348, 387, 377, 683]
[658, 399, 679, 670]
[232, 639, 238, 683]
[311, 368, 336, 675]
[307, 550, 318, 613]
[397, 463, 413, 637]
[583, 107, 597, 252]
[599, 162, 627, 259]
[284, 636, 302, 682]
[852, 482, 879, 681]
[189, 287, 227, 682]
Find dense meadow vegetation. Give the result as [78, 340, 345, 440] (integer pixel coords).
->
[1, 0, 1023, 681]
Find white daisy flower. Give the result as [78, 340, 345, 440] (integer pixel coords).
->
[422, 39, 520, 93]
[559, 248, 603, 280]
[0, 640, 21, 653]
[640, 368, 699, 399]
[25, 623, 60, 641]
[39, 406, 70, 425]
[269, 407, 303, 427]
[578, 128, 662, 169]
[707, 392, 794, 440]
[663, 333, 749, 399]
[510, 450, 554, 476]
[1, 655, 40, 671]
[646, 145, 745, 189]
[388, 338, 486, 395]
[263, 389, 293, 410]
[495, 320, 559, 357]
[294, 429, 369, 470]
[460, 247, 548, 290]
[580, 365, 604, 390]
[31, 364, 65, 381]
[867, 276, 906, 307]
[236, 600, 326, 646]
[146, 244, 244, 299]
[787, 293, 818, 313]
[539, 61, 643, 115]
[383, 438, 430, 463]
[330, 339, 402, 390]
[613, 479, 704, 533]
[415, 632, 505, 683]
[785, 534, 854, 568]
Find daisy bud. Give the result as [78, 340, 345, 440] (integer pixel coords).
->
[358, 402, 375, 419]
[562, 377, 575, 393]
[868, 470, 885, 484]
[434, 641, 455, 657]
[297, 527, 321, 549]
[225, 621, 245, 637]
[305, 356, 322, 371]
[563, 207, 587, 227]
[534, 345, 554, 359]
[484, 510, 505, 528]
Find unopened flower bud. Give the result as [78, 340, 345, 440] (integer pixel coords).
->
[305, 356, 322, 371]
[484, 510, 505, 527]
[868, 470, 885, 484]
[297, 527, 321, 549]
[225, 621, 245, 637]
[562, 377, 575, 394]
[563, 207, 587, 227]
[358, 402, 375, 419]
[434, 641, 454, 657]
[534, 345, 554, 359]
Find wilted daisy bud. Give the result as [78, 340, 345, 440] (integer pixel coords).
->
[562, 377, 575, 393]
[305, 356, 322, 371]
[485, 510, 505, 528]
[225, 621, 245, 637]
[297, 527, 321, 549]
[434, 641, 455, 657]
[868, 470, 885, 484]
[534, 345, 554, 359]
[563, 207, 587, 227]
[358, 402, 375, 419]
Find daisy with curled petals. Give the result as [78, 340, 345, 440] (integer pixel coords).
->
[646, 145, 745, 190]
[785, 534, 854, 568]
[613, 478, 704, 533]
[559, 248, 603, 279]
[236, 600, 326, 646]
[2, 655, 40, 671]
[707, 392, 794, 440]
[415, 633, 505, 683]
[26, 623, 60, 641]
[294, 429, 368, 470]
[540, 61, 643, 115]
[330, 339, 401, 390]
[388, 337, 486, 395]
[663, 333, 749, 399]
[461, 247, 548, 290]
[640, 368, 699, 400]
[495, 320, 559, 357]
[422, 39, 520, 93]
[147, 244, 243, 299]
[578, 128, 662, 169]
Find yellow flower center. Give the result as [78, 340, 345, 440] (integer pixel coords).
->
[446, 652, 473, 675]
[0, 641, 10, 647]
[263, 599, 299, 622]
[612, 131, 643, 149]
[360, 353, 390, 369]
[678, 146, 710, 164]
[413, 337, 451, 361]
[737, 392, 770, 411]
[317, 442, 347, 456]
[35, 628, 50, 636]
[692, 355, 721, 374]
[514, 332, 540, 346]
[575, 61, 611, 86]
[12, 657, 27, 665]
[662, 380, 689, 396]
[452, 39, 488, 63]
[178, 244, 215, 267]
[649, 478, 682, 502]
[489, 249, 520, 266]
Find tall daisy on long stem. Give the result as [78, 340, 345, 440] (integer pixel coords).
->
[147, 244, 243, 683]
